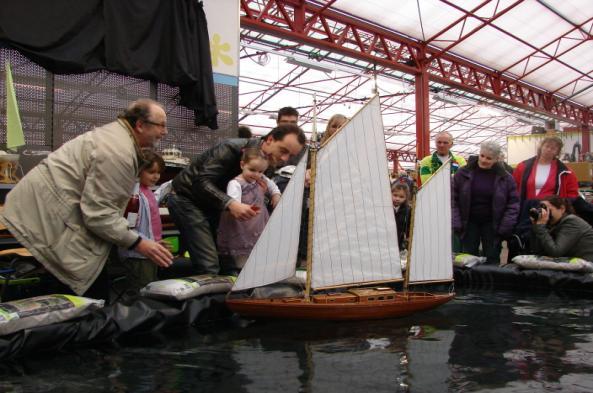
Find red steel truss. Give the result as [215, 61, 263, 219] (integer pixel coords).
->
[239, 0, 593, 134]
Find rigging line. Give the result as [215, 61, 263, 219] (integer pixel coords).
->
[560, 82, 593, 103]
[416, 0, 427, 42]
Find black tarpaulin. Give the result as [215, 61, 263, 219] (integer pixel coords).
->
[0, 0, 218, 128]
[0, 294, 230, 360]
[454, 264, 593, 296]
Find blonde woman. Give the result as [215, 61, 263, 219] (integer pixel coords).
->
[320, 114, 348, 144]
[513, 136, 578, 202]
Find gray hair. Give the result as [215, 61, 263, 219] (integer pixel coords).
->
[435, 131, 453, 142]
[480, 141, 502, 159]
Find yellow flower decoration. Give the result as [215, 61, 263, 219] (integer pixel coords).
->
[210, 33, 233, 67]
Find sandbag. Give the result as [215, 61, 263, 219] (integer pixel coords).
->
[512, 255, 593, 273]
[454, 253, 487, 268]
[0, 294, 104, 336]
[140, 275, 234, 301]
[0, 294, 230, 360]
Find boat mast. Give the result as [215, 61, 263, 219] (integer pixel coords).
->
[304, 94, 318, 301]
[403, 162, 421, 292]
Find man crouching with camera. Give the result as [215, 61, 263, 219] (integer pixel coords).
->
[530, 196, 593, 261]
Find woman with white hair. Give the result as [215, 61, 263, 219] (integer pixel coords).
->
[452, 141, 520, 264]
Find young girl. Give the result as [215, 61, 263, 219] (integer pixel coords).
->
[217, 148, 281, 274]
[392, 182, 412, 250]
[120, 150, 170, 292]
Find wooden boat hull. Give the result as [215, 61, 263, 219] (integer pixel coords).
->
[226, 291, 454, 321]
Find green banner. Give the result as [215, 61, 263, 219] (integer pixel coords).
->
[5, 61, 25, 150]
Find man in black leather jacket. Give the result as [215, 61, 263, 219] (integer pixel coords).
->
[169, 124, 306, 274]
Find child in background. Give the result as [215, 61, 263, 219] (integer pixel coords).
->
[217, 148, 281, 274]
[392, 182, 412, 250]
[120, 150, 171, 292]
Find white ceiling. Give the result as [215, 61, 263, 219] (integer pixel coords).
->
[238, 0, 591, 165]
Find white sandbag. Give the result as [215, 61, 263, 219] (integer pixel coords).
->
[512, 255, 593, 272]
[140, 275, 235, 301]
[0, 294, 104, 336]
[453, 253, 487, 268]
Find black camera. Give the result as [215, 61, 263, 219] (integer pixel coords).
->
[529, 203, 548, 220]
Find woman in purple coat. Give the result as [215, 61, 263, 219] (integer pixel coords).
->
[453, 141, 520, 264]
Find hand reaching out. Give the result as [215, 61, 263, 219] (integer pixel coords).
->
[228, 200, 258, 221]
[135, 239, 173, 267]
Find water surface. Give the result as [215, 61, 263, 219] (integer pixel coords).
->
[2, 289, 593, 392]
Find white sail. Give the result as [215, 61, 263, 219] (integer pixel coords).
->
[311, 95, 402, 289]
[408, 160, 453, 283]
[232, 152, 308, 291]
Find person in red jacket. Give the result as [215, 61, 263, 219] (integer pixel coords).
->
[510, 136, 580, 259]
[513, 136, 579, 204]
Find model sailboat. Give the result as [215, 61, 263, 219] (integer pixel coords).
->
[226, 95, 454, 320]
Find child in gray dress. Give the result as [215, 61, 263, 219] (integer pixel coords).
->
[217, 148, 281, 274]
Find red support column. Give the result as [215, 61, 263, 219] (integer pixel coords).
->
[392, 154, 399, 178]
[583, 126, 590, 155]
[415, 52, 430, 161]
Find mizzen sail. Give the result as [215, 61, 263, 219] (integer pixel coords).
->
[408, 160, 453, 284]
[232, 152, 308, 291]
[311, 95, 402, 289]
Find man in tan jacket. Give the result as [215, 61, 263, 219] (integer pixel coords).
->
[1, 99, 173, 298]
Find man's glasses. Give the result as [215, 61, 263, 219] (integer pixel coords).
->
[144, 120, 167, 128]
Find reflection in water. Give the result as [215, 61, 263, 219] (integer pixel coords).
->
[3, 289, 593, 392]
[408, 327, 455, 392]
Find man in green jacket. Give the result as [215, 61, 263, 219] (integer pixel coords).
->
[419, 131, 466, 185]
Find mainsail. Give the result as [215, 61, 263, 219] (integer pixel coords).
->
[232, 152, 308, 291]
[232, 95, 402, 293]
[408, 160, 453, 283]
[311, 95, 401, 289]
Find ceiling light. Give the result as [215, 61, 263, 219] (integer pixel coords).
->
[285, 56, 335, 73]
[515, 116, 533, 125]
[433, 92, 460, 105]
[256, 52, 270, 66]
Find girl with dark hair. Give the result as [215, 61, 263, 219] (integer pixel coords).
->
[530, 195, 593, 261]
[391, 182, 411, 250]
[120, 150, 170, 292]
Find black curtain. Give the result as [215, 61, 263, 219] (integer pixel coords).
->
[0, 0, 218, 129]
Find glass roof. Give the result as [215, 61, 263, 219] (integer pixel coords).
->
[238, 0, 591, 165]
[331, 0, 593, 105]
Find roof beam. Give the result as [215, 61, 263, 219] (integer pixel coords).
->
[499, 16, 593, 77]
[437, 1, 593, 87]
[240, 0, 593, 126]
[427, 0, 523, 62]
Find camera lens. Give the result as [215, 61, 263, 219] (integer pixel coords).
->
[529, 208, 540, 220]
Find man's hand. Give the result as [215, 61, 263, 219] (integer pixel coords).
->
[135, 239, 173, 267]
[159, 239, 173, 252]
[228, 200, 258, 221]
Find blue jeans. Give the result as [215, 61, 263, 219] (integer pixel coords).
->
[167, 193, 220, 274]
[461, 220, 501, 265]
